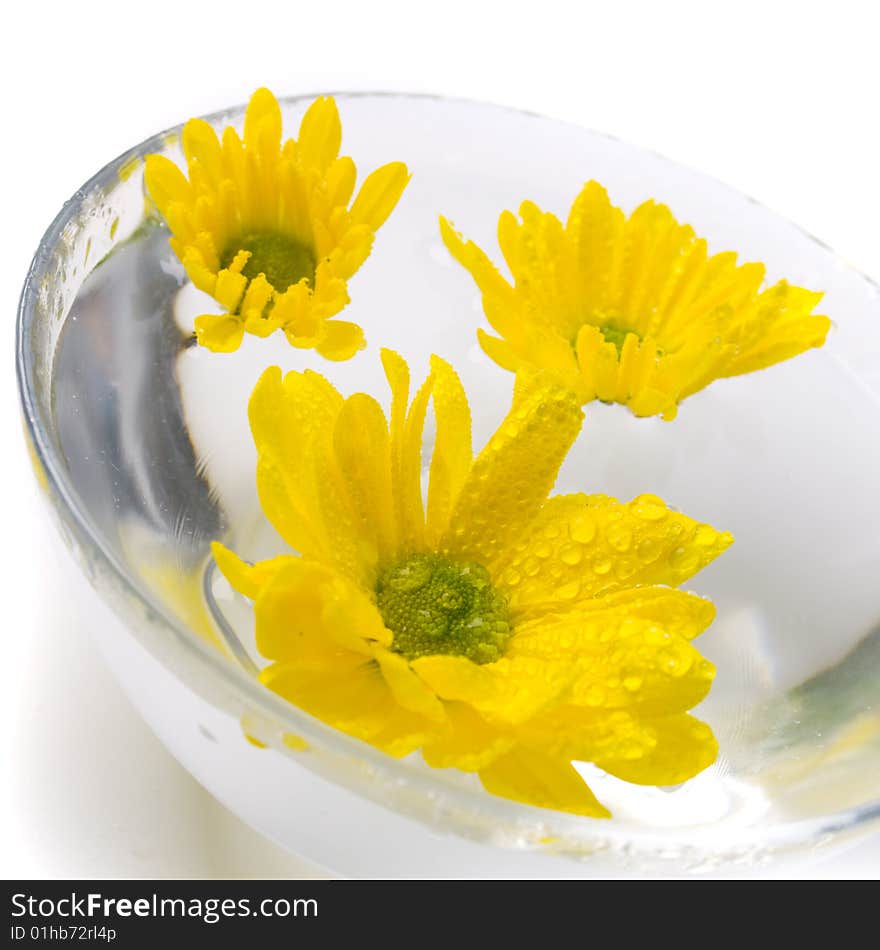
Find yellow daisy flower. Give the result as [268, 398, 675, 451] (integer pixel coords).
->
[440, 181, 831, 420]
[213, 351, 733, 817]
[145, 88, 409, 356]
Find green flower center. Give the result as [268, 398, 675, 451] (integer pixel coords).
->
[222, 231, 317, 291]
[376, 554, 512, 665]
[598, 324, 640, 357]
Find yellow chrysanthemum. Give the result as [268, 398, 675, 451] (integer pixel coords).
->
[213, 351, 733, 817]
[440, 181, 831, 420]
[145, 88, 409, 356]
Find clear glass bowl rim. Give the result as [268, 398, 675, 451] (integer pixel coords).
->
[16, 90, 880, 860]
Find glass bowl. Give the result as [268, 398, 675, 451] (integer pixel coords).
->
[17, 92, 880, 877]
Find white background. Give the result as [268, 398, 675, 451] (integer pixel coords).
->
[2, 0, 878, 879]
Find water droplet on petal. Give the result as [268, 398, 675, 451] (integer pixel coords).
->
[554, 580, 581, 601]
[502, 567, 521, 587]
[632, 495, 668, 521]
[669, 545, 700, 573]
[614, 558, 637, 580]
[570, 514, 596, 544]
[607, 523, 633, 552]
[694, 524, 717, 547]
[584, 685, 605, 707]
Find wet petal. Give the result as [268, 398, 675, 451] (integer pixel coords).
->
[509, 586, 716, 656]
[244, 87, 282, 155]
[315, 319, 365, 360]
[421, 702, 515, 770]
[249, 367, 376, 582]
[412, 654, 573, 725]
[521, 707, 717, 786]
[194, 313, 245, 352]
[478, 746, 610, 818]
[211, 543, 293, 600]
[297, 95, 342, 173]
[261, 656, 439, 758]
[425, 355, 472, 546]
[397, 370, 434, 552]
[350, 161, 410, 230]
[254, 558, 388, 663]
[144, 154, 191, 212]
[496, 492, 732, 609]
[182, 118, 223, 184]
[334, 393, 396, 558]
[374, 649, 446, 723]
[442, 379, 583, 571]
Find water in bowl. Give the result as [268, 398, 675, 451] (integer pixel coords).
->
[40, 95, 880, 864]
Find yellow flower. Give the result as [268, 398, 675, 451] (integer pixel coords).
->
[213, 351, 733, 817]
[440, 181, 831, 420]
[145, 88, 409, 356]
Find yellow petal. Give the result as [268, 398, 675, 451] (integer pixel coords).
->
[248, 367, 329, 553]
[441, 378, 583, 571]
[593, 586, 716, 640]
[515, 586, 716, 646]
[244, 307, 284, 338]
[249, 367, 376, 582]
[213, 266, 248, 311]
[254, 559, 387, 663]
[421, 702, 515, 770]
[374, 648, 446, 723]
[397, 371, 433, 551]
[333, 394, 396, 558]
[239, 272, 274, 318]
[180, 246, 218, 294]
[254, 452, 327, 558]
[565, 181, 624, 312]
[411, 654, 573, 725]
[323, 225, 374, 281]
[311, 267, 351, 319]
[211, 542, 293, 600]
[595, 713, 717, 786]
[181, 118, 223, 184]
[425, 355, 472, 545]
[723, 283, 830, 376]
[575, 629, 714, 715]
[325, 155, 357, 208]
[244, 87, 282, 155]
[273, 282, 313, 335]
[314, 319, 365, 361]
[144, 155, 191, 213]
[477, 329, 523, 373]
[350, 161, 410, 230]
[521, 707, 717, 787]
[495, 492, 732, 610]
[381, 348, 410, 464]
[478, 746, 610, 818]
[261, 656, 439, 758]
[381, 348, 410, 535]
[297, 95, 342, 173]
[439, 216, 515, 303]
[194, 313, 245, 352]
